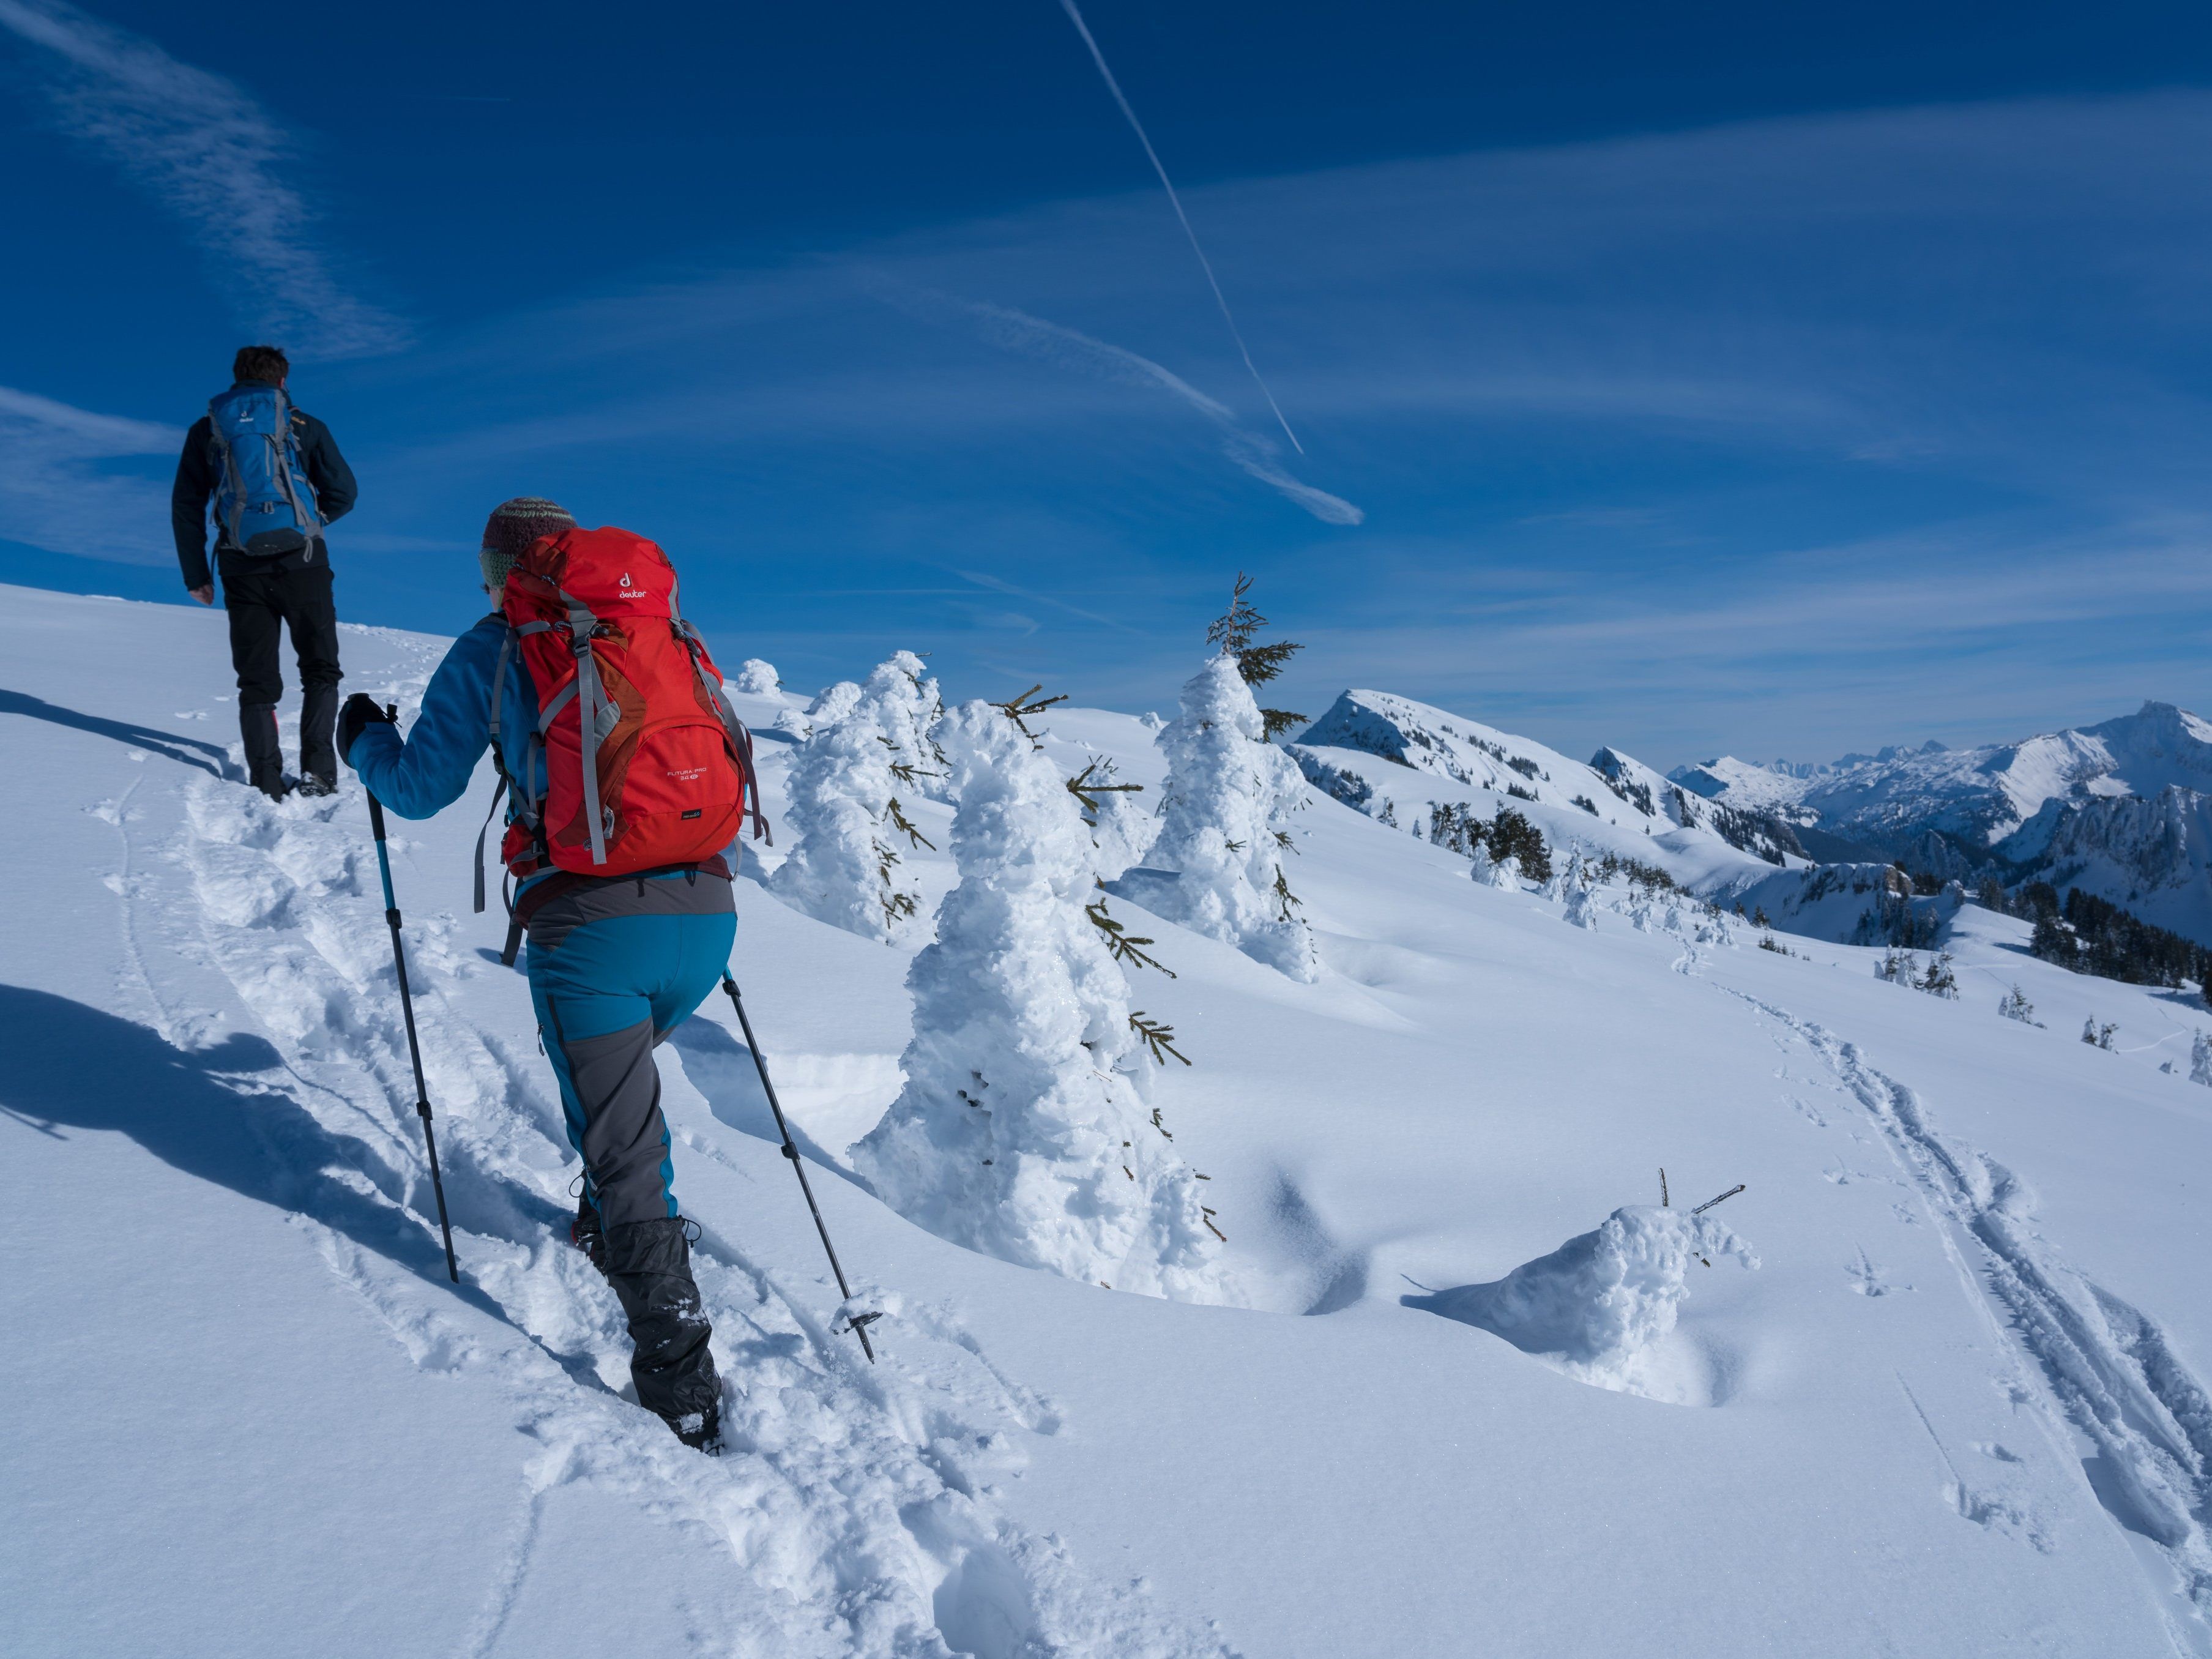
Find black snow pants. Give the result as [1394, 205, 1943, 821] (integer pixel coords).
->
[218, 548, 341, 788]
[524, 870, 736, 1433]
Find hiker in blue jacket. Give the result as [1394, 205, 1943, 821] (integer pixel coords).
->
[174, 345, 359, 799]
[339, 497, 734, 1452]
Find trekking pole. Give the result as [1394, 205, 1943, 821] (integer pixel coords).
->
[720, 973, 879, 1362]
[366, 773, 460, 1283]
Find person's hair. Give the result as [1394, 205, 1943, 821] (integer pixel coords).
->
[233, 345, 289, 385]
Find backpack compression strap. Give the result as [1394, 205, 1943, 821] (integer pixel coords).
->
[557, 592, 619, 865]
[269, 390, 322, 542]
[674, 617, 772, 844]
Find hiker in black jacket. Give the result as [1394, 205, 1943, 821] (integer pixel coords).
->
[173, 344, 360, 799]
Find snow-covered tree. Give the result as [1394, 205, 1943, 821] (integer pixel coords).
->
[1470, 843, 1520, 889]
[767, 661, 937, 942]
[865, 650, 953, 804]
[773, 679, 861, 741]
[1919, 953, 1959, 999]
[1120, 655, 1319, 983]
[1998, 985, 2039, 1025]
[732, 658, 780, 695]
[852, 700, 1225, 1302]
[1207, 572, 1307, 742]
[2192, 1030, 2212, 1086]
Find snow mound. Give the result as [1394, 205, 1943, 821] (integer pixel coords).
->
[852, 701, 1228, 1303]
[1407, 1205, 1757, 1405]
[732, 657, 780, 695]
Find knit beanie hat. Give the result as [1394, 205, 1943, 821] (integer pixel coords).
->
[479, 497, 575, 595]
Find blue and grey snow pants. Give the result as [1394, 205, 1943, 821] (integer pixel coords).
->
[524, 868, 735, 1428]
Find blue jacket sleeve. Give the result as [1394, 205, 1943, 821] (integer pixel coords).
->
[349, 621, 503, 819]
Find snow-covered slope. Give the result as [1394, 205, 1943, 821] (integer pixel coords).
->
[9, 586, 2212, 1657]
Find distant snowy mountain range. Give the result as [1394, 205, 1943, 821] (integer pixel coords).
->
[1290, 692, 2212, 949]
[1669, 701, 2212, 944]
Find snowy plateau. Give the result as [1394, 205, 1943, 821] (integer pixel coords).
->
[8, 582, 2212, 1658]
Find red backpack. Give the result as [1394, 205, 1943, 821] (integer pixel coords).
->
[480, 527, 767, 930]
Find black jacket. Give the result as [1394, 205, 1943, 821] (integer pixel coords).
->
[172, 382, 359, 589]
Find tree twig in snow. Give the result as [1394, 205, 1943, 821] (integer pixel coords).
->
[1129, 1013, 1191, 1067]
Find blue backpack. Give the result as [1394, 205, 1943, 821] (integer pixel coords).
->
[207, 384, 324, 558]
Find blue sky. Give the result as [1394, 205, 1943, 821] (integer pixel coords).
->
[4, 0, 2211, 769]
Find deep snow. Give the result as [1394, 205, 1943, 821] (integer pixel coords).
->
[7, 584, 2212, 1657]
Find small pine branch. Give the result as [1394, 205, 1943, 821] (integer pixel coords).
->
[992, 684, 1068, 747]
[1207, 571, 1264, 656]
[1272, 867, 1303, 922]
[1238, 639, 1302, 687]
[885, 796, 935, 851]
[879, 735, 944, 789]
[1087, 898, 1177, 977]
[1130, 1012, 1191, 1067]
[1065, 759, 1145, 817]
[1259, 707, 1308, 742]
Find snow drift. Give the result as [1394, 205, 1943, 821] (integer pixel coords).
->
[1407, 1205, 1758, 1405]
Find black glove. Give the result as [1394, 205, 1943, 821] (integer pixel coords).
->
[337, 693, 395, 770]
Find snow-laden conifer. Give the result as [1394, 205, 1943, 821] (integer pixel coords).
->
[866, 650, 953, 804]
[2192, 1030, 2212, 1086]
[852, 701, 1225, 1302]
[1564, 883, 1600, 930]
[773, 678, 862, 741]
[1470, 843, 1520, 889]
[1122, 654, 1319, 983]
[767, 660, 937, 942]
[733, 658, 780, 695]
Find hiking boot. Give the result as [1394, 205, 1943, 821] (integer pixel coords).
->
[300, 682, 340, 783]
[671, 1401, 723, 1455]
[601, 1215, 720, 1433]
[240, 703, 287, 799]
[295, 774, 337, 799]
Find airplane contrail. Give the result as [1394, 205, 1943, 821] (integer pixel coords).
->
[1056, 0, 1305, 455]
[872, 280, 1362, 526]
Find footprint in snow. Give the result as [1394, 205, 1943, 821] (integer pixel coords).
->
[1847, 1248, 1909, 1296]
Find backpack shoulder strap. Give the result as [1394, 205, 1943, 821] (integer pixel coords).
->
[206, 395, 245, 547]
[267, 388, 322, 538]
[475, 626, 519, 915]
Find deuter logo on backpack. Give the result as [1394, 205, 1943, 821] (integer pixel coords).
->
[207, 384, 321, 558]
[496, 526, 769, 881]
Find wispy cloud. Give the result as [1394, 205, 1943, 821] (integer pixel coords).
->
[0, 386, 179, 565]
[0, 0, 406, 358]
[876, 281, 1363, 526]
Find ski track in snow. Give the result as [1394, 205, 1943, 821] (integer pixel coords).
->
[1723, 984, 2212, 1627]
[119, 673, 1237, 1658]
